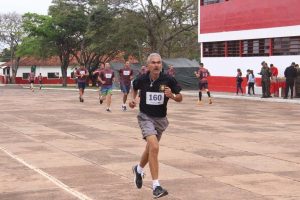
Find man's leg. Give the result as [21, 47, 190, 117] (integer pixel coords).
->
[79, 88, 84, 102]
[290, 82, 294, 98]
[122, 93, 128, 111]
[146, 135, 159, 181]
[198, 88, 203, 105]
[205, 88, 212, 104]
[106, 93, 112, 111]
[266, 80, 271, 97]
[262, 81, 266, 97]
[284, 81, 289, 98]
[140, 143, 149, 168]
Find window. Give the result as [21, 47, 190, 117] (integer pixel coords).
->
[227, 41, 240, 57]
[47, 72, 60, 79]
[202, 36, 300, 57]
[273, 37, 300, 55]
[203, 42, 225, 57]
[201, 0, 227, 6]
[22, 73, 30, 80]
[242, 39, 269, 57]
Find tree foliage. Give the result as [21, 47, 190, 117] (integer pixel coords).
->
[15, 0, 198, 86]
[136, 0, 198, 58]
[0, 12, 23, 83]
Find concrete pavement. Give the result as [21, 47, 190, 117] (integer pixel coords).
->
[0, 85, 300, 200]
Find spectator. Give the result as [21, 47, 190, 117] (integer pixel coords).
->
[295, 64, 300, 98]
[258, 61, 271, 98]
[284, 62, 297, 99]
[247, 70, 255, 95]
[270, 64, 279, 97]
[236, 68, 243, 95]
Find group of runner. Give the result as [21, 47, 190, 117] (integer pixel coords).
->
[77, 61, 140, 112]
[75, 60, 212, 110]
[28, 72, 43, 92]
[26, 54, 211, 199]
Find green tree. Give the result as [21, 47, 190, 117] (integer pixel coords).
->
[0, 12, 23, 83]
[133, 0, 198, 58]
[20, 0, 88, 86]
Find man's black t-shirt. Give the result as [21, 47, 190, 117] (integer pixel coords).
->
[133, 72, 181, 117]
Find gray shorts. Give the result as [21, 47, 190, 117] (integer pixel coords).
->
[137, 112, 169, 140]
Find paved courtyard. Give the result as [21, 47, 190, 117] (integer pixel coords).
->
[0, 85, 300, 200]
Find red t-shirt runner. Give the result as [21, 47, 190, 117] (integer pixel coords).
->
[100, 69, 115, 86]
[119, 68, 133, 86]
[198, 68, 210, 83]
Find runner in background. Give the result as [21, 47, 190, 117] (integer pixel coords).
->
[28, 72, 35, 92]
[76, 65, 89, 102]
[99, 63, 115, 112]
[38, 73, 43, 90]
[194, 62, 212, 104]
[119, 61, 134, 111]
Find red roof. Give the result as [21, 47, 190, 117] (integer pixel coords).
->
[1, 55, 139, 67]
[2, 56, 78, 67]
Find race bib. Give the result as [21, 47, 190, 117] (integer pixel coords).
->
[146, 92, 164, 105]
[105, 73, 112, 78]
[80, 71, 85, 75]
[123, 70, 130, 76]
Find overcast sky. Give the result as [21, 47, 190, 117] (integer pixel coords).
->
[0, 0, 53, 15]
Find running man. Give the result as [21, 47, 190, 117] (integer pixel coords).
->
[93, 63, 105, 102]
[129, 53, 182, 199]
[166, 65, 175, 77]
[75, 65, 89, 102]
[194, 62, 212, 104]
[99, 62, 115, 112]
[119, 61, 134, 111]
[28, 72, 35, 92]
[38, 73, 43, 90]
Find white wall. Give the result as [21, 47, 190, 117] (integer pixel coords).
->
[17, 66, 74, 78]
[202, 56, 300, 77]
[199, 25, 300, 43]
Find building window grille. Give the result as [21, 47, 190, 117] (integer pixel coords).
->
[202, 37, 299, 57]
[203, 42, 225, 57]
[22, 73, 30, 80]
[273, 37, 300, 55]
[201, 0, 227, 6]
[47, 72, 60, 79]
[242, 39, 269, 57]
[227, 41, 240, 57]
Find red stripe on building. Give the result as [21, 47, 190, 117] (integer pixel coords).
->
[200, 0, 300, 34]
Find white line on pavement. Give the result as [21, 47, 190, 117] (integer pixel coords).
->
[0, 146, 93, 200]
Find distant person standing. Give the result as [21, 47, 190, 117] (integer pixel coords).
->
[166, 65, 175, 77]
[194, 62, 212, 104]
[236, 68, 244, 95]
[284, 62, 297, 99]
[258, 61, 271, 98]
[76, 65, 89, 102]
[119, 61, 134, 111]
[99, 63, 115, 112]
[28, 72, 35, 92]
[38, 73, 43, 90]
[295, 64, 300, 98]
[270, 64, 279, 97]
[247, 70, 255, 95]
